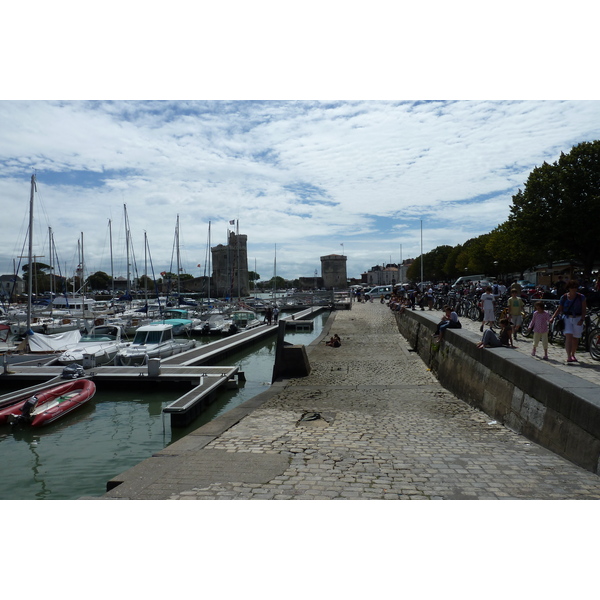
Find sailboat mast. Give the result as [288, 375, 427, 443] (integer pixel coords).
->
[26, 174, 36, 338]
[48, 227, 53, 298]
[81, 231, 85, 308]
[109, 219, 115, 299]
[207, 221, 211, 303]
[76, 238, 81, 296]
[236, 219, 240, 301]
[176, 214, 181, 297]
[124, 204, 131, 298]
[144, 231, 148, 305]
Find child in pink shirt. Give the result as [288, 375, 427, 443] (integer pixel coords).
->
[528, 301, 551, 360]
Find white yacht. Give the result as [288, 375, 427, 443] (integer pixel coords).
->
[117, 323, 195, 365]
[57, 325, 129, 366]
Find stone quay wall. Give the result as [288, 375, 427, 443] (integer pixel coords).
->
[394, 309, 600, 475]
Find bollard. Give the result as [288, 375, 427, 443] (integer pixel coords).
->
[82, 353, 96, 369]
[148, 358, 161, 377]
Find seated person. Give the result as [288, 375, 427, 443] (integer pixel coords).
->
[434, 306, 461, 339]
[325, 334, 341, 347]
[477, 318, 515, 349]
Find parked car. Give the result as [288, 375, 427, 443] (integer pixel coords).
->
[363, 285, 393, 300]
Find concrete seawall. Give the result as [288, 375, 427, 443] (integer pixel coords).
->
[394, 309, 600, 475]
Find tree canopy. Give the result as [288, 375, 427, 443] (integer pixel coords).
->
[508, 140, 600, 276]
[406, 140, 600, 282]
[88, 271, 112, 290]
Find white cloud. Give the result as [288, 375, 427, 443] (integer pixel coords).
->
[1, 100, 599, 281]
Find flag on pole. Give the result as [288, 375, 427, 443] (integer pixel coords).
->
[197, 264, 201, 268]
[229, 219, 235, 225]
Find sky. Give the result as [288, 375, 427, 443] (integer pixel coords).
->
[2, 4, 598, 286]
[3, 99, 598, 285]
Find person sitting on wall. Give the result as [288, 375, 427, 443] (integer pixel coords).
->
[433, 305, 461, 340]
[477, 318, 515, 349]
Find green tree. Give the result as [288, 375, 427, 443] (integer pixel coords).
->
[22, 262, 52, 293]
[406, 245, 455, 282]
[427, 245, 454, 281]
[88, 271, 112, 290]
[265, 276, 286, 289]
[485, 222, 541, 279]
[508, 140, 600, 276]
[443, 245, 463, 279]
[406, 257, 421, 281]
[138, 274, 155, 291]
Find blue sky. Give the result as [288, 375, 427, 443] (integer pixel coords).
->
[1, 5, 599, 285]
[2, 99, 598, 283]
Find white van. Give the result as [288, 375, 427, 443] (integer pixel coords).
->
[452, 274, 490, 288]
[363, 285, 393, 300]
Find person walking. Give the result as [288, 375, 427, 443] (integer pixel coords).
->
[550, 280, 587, 363]
[528, 301, 551, 360]
[507, 288, 524, 339]
[480, 286, 496, 332]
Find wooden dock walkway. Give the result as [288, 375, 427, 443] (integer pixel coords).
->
[163, 306, 326, 366]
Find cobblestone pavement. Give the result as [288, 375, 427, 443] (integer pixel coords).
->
[169, 302, 600, 500]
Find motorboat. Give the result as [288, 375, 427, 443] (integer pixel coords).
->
[152, 308, 201, 334]
[57, 325, 129, 366]
[150, 317, 194, 336]
[193, 313, 230, 335]
[227, 310, 262, 334]
[117, 323, 195, 365]
[24, 329, 83, 353]
[49, 295, 98, 316]
[0, 379, 96, 427]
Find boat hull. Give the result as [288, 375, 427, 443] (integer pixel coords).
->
[0, 379, 96, 427]
[117, 339, 195, 365]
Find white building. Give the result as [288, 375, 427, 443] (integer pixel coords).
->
[0, 274, 24, 299]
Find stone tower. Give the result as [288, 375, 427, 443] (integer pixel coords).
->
[211, 231, 249, 298]
[320, 254, 347, 290]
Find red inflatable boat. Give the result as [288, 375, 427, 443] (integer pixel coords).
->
[0, 379, 96, 427]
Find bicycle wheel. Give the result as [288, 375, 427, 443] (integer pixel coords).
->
[521, 313, 533, 338]
[549, 321, 565, 346]
[468, 306, 480, 321]
[589, 327, 600, 360]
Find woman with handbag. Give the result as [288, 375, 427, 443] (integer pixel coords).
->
[550, 280, 587, 363]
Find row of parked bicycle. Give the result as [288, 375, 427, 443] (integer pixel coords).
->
[430, 291, 600, 360]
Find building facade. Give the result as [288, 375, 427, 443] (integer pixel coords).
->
[361, 260, 412, 287]
[0, 274, 24, 300]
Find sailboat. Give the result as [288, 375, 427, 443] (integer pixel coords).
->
[10, 176, 83, 354]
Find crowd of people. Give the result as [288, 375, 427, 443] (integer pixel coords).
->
[374, 275, 597, 364]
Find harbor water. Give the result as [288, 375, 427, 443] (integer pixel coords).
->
[0, 312, 329, 500]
